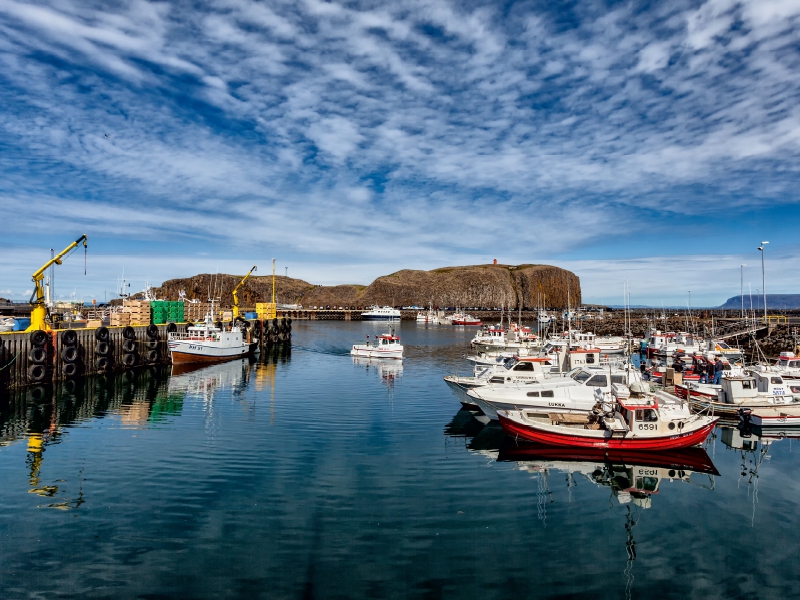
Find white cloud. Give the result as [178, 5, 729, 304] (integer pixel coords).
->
[0, 0, 799, 303]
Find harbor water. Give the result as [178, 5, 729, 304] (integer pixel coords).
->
[1, 321, 798, 598]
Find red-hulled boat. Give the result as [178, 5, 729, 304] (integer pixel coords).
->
[497, 396, 718, 450]
[497, 440, 720, 475]
[451, 313, 482, 326]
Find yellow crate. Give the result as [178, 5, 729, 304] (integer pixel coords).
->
[256, 302, 277, 320]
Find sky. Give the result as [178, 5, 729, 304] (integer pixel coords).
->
[1, 0, 799, 306]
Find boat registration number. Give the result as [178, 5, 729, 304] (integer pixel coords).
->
[637, 423, 657, 431]
[774, 388, 785, 395]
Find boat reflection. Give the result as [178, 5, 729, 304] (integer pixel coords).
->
[352, 356, 403, 391]
[719, 424, 800, 527]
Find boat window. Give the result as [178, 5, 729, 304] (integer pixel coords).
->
[526, 391, 540, 397]
[611, 375, 627, 385]
[586, 375, 608, 387]
[541, 390, 555, 398]
[636, 476, 659, 492]
[570, 370, 592, 383]
[489, 376, 505, 384]
[741, 380, 754, 390]
[771, 377, 784, 384]
[586, 353, 595, 364]
[635, 409, 658, 422]
[504, 358, 519, 369]
[723, 364, 731, 370]
[793, 361, 800, 368]
[514, 362, 535, 371]
[779, 360, 789, 367]
[790, 386, 800, 394]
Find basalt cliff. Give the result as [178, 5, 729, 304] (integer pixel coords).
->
[152, 264, 581, 309]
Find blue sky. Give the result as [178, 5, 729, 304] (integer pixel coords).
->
[1, 0, 798, 306]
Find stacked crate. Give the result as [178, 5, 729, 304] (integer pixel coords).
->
[256, 302, 277, 320]
[123, 300, 151, 325]
[109, 310, 131, 327]
[184, 302, 210, 323]
[151, 301, 186, 324]
[168, 301, 184, 323]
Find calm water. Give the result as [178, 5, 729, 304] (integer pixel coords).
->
[1, 321, 799, 599]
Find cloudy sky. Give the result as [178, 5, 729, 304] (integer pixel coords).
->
[1, 0, 798, 306]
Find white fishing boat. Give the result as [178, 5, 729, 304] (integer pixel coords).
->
[167, 302, 254, 365]
[677, 371, 800, 418]
[0, 317, 14, 332]
[467, 356, 644, 420]
[444, 356, 557, 410]
[351, 332, 403, 359]
[416, 306, 440, 324]
[361, 305, 401, 321]
[772, 352, 800, 381]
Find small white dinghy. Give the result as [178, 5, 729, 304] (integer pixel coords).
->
[351, 332, 403, 359]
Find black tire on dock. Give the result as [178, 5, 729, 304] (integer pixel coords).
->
[122, 353, 136, 366]
[27, 364, 47, 383]
[185, 322, 194, 329]
[95, 326, 110, 342]
[145, 340, 158, 350]
[145, 349, 158, 363]
[166, 322, 177, 334]
[95, 341, 111, 356]
[63, 362, 79, 378]
[62, 330, 78, 346]
[123, 326, 136, 340]
[61, 346, 79, 363]
[30, 330, 48, 347]
[29, 347, 47, 364]
[95, 356, 109, 371]
[30, 385, 48, 402]
[146, 324, 159, 339]
[122, 339, 137, 353]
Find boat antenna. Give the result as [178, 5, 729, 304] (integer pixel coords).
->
[272, 258, 276, 304]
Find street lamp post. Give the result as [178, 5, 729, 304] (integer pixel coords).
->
[740, 264, 746, 318]
[758, 242, 769, 321]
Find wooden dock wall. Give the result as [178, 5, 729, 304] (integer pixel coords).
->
[0, 320, 291, 390]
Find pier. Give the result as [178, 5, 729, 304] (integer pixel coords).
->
[0, 319, 291, 389]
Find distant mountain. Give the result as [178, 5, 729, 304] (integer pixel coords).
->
[153, 264, 582, 309]
[719, 294, 800, 310]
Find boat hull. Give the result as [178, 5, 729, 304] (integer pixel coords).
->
[168, 341, 252, 365]
[350, 347, 402, 359]
[362, 315, 400, 321]
[497, 412, 718, 449]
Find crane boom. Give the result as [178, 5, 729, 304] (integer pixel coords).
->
[27, 234, 88, 331]
[232, 265, 257, 320]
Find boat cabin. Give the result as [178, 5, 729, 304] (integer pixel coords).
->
[777, 352, 800, 369]
[376, 334, 401, 347]
[718, 373, 793, 403]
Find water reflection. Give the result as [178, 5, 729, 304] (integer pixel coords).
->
[445, 408, 720, 598]
[352, 356, 403, 392]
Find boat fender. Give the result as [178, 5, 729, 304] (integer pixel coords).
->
[145, 340, 158, 350]
[272, 318, 278, 327]
[62, 330, 78, 346]
[145, 349, 158, 363]
[61, 346, 79, 363]
[95, 326, 110, 342]
[30, 330, 48, 347]
[166, 322, 177, 334]
[95, 342, 111, 356]
[28, 347, 48, 364]
[27, 364, 47, 383]
[146, 324, 159, 339]
[122, 339, 137, 353]
[95, 356, 109, 370]
[122, 353, 136, 367]
[123, 326, 137, 340]
[287, 317, 292, 325]
[63, 362, 79, 378]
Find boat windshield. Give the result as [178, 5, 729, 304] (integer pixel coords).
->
[504, 357, 519, 369]
[570, 370, 592, 384]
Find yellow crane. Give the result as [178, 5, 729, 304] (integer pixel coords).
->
[232, 265, 257, 320]
[27, 235, 88, 332]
